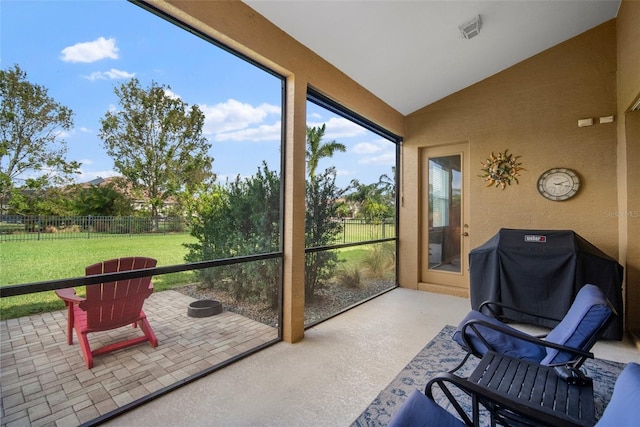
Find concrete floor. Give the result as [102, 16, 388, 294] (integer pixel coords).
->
[105, 288, 640, 427]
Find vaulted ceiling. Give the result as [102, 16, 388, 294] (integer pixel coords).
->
[243, 0, 621, 115]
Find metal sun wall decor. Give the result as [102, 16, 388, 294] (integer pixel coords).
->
[479, 149, 525, 190]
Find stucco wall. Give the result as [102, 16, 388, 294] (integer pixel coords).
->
[617, 0, 640, 333]
[401, 21, 619, 290]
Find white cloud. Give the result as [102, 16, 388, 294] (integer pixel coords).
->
[164, 89, 181, 100]
[200, 99, 281, 139]
[58, 126, 92, 139]
[352, 139, 396, 165]
[353, 141, 383, 154]
[216, 121, 282, 142]
[307, 117, 366, 139]
[61, 37, 119, 63]
[359, 151, 395, 165]
[84, 68, 135, 81]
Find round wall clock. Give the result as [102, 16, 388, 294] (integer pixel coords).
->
[537, 168, 580, 201]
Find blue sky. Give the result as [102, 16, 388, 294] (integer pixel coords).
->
[1, 0, 396, 189]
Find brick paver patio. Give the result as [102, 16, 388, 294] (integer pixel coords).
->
[0, 290, 278, 426]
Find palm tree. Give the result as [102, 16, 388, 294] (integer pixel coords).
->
[377, 166, 396, 200]
[345, 179, 379, 205]
[306, 124, 346, 180]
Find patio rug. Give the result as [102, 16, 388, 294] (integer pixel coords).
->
[351, 325, 625, 426]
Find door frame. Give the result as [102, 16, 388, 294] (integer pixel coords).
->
[418, 143, 470, 297]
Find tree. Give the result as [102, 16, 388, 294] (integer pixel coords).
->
[8, 186, 74, 216]
[0, 64, 80, 212]
[345, 179, 378, 215]
[304, 124, 346, 302]
[375, 166, 396, 219]
[377, 166, 396, 201]
[345, 176, 395, 221]
[69, 182, 134, 216]
[305, 124, 346, 180]
[99, 78, 213, 222]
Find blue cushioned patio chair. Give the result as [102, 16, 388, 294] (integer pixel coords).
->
[451, 284, 616, 372]
[387, 389, 468, 427]
[595, 362, 640, 426]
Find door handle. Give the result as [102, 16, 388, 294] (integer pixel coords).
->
[461, 232, 469, 237]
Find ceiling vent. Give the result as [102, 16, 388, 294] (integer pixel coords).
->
[460, 15, 482, 39]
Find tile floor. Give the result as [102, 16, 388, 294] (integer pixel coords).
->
[0, 290, 277, 427]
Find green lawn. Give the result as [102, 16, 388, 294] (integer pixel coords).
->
[337, 246, 371, 264]
[0, 231, 394, 320]
[0, 234, 197, 319]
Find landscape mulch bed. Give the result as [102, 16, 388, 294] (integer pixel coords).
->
[175, 278, 395, 327]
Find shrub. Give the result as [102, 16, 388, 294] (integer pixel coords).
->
[184, 162, 281, 308]
[67, 224, 82, 233]
[362, 242, 395, 278]
[304, 168, 343, 302]
[336, 263, 362, 288]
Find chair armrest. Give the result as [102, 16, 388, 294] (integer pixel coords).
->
[479, 300, 563, 324]
[426, 372, 587, 427]
[461, 318, 594, 363]
[55, 288, 85, 304]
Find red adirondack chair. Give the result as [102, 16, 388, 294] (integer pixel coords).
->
[55, 257, 159, 368]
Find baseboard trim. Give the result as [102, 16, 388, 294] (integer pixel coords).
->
[417, 282, 469, 298]
[629, 329, 640, 351]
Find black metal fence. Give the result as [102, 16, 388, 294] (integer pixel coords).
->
[332, 218, 396, 244]
[0, 215, 395, 243]
[0, 215, 188, 242]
